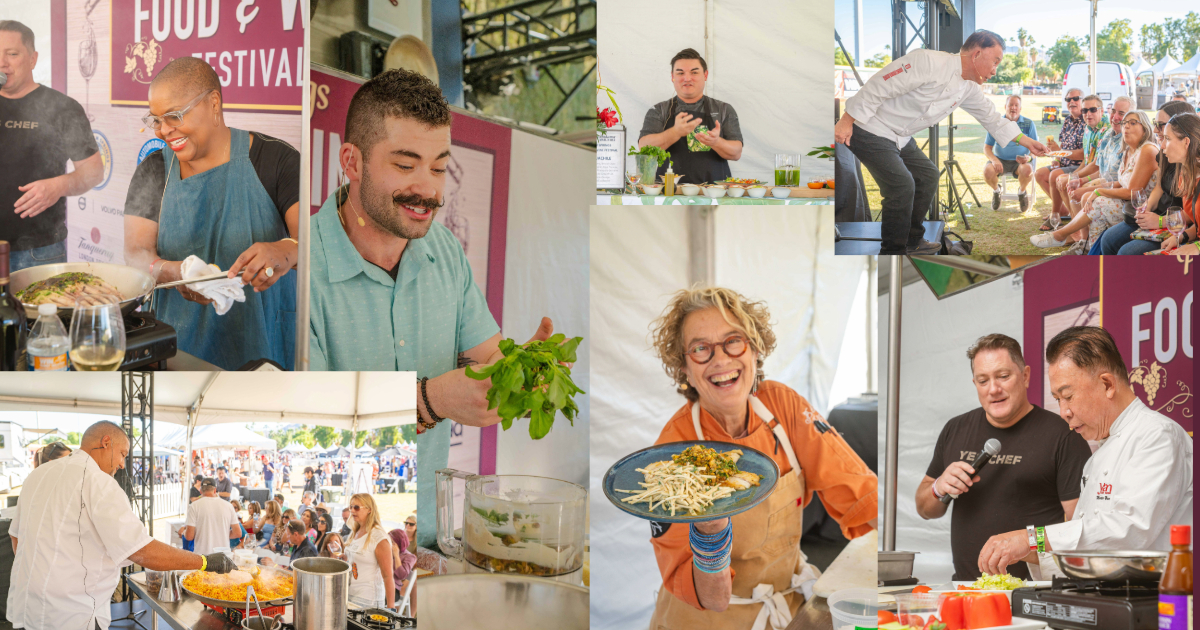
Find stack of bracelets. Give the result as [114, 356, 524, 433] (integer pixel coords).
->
[690, 521, 733, 573]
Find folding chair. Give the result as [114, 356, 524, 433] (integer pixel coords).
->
[997, 158, 1036, 212]
[398, 573, 417, 617]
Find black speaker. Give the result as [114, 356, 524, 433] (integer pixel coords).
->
[937, 5, 964, 54]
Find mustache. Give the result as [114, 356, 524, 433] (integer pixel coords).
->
[392, 191, 443, 211]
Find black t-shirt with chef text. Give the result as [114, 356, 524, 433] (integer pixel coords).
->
[924, 405, 1091, 581]
[0, 85, 99, 251]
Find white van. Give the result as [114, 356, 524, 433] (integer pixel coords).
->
[1062, 61, 1134, 109]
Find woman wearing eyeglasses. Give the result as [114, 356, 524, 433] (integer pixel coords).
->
[644, 287, 877, 630]
[122, 57, 298, 370]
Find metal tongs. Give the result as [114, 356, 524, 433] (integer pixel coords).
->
[245, 585, 266, 622]
[154, 272, 243, 290]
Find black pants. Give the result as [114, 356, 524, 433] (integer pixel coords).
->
[845, 125, 939, 253]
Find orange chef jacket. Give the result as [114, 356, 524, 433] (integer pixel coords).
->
[649, 380, 878, 610]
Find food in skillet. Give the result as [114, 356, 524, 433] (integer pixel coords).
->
[616, 445, 761, 516]
[16, 272, 124, 307]
[181, 568, 293, 601]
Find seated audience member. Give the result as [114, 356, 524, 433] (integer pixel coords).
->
[984, 95, 1039, 211]
[1117, 105, 1199, 254]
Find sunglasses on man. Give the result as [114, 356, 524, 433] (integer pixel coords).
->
[1065, 96, 1082, 103]
[1081, 107, 1101, 114]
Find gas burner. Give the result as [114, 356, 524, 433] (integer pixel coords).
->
[347, 607, 417, 629]
[1013, 578, 1158, 630]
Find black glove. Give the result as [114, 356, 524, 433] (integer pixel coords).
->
[202, 552, 236, 574]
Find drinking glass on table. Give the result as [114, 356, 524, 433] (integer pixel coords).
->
[1165, 206, 1185, 244]
[774, 154, 799, 187]
[69, 301, 125, 371]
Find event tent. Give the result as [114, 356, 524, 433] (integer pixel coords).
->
[1129, 57, 1151, 75]
[1151, 54, 1179, 75]
[158, 424, 276, 450]
[1165, 53, 1200, 78]
[282, 443, 307, 453]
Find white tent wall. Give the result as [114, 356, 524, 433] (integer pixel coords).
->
[589, 206, 862, 629]
[876, 272, 1024, 584]
[598, 0, 835, 181]
[493, 132, 594, 486]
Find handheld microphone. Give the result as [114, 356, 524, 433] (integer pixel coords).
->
[0, 72, 7, 88]
[940, 438, 1000, 504]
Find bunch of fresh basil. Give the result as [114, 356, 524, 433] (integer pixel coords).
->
[465, 334, 585, 439]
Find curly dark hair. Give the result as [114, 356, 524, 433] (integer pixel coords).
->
[345, 68, 452, 161]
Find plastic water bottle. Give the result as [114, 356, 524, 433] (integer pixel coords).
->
[26, 304, 70, 371]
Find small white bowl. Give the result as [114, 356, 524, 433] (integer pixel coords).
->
[746, 186, 767, 198]
[679, 184, 701, 196]
[770, 186, 792, 199]
[727, 187, 745, 198]
[640, 184, 663, 195]
[703, 186, 727, 199]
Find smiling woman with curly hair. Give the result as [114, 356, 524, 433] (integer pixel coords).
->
[643, 285, 878, 629]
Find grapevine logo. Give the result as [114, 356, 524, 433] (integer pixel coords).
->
[92, 130, 113, 191]
[139, 138, 168, 165]
[124, 38, 163, 84]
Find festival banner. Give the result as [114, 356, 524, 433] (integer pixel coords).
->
[110, 0, 304, 111]
[1024, 256, 1193, 432]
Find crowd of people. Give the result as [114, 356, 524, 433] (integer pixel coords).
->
[1026, 96, 1199, 255]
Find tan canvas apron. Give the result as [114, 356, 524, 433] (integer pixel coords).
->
[648, 395, 811, 630]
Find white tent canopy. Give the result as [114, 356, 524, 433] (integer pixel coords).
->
[1151, 54, 1179, 74]
[158, 425, 276, 451]
[1129, 57, 1151, 75]
[0, 372, 417, 430]
[281, 443, 307, 453]
[1165, 53, 1199, 78]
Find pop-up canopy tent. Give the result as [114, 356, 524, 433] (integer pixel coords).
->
[1165, 52, 1200, 79]
[0, 372, 416, 506]
[1129, 57, 1151, 76]
[282, 443, 307, 453]
[158, 425, 276, 451]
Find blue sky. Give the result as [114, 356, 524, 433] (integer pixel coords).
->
[834, 0, 1196, 62]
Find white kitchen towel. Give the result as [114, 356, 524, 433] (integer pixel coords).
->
[180, 255, 246, 315]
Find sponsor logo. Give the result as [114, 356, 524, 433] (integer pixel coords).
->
[123, 38, 164, 85]
[905, 64, 911, 70]
[75, 236, 115, 262]
[93, 130, 113, 191]
[882, 68, 904, 81]
[78, 197, 87, 211]
[1098, 482, 1112, 495]
[138, 138, 168, 165]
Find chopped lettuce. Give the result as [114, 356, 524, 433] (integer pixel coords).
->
[969, 573, 1026, 590]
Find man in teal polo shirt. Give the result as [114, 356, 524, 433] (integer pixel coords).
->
[983, 95, 1038, 211]
[308, 69, 562, 550]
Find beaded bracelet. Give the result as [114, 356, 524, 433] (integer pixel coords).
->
[690, 521, 733, 573]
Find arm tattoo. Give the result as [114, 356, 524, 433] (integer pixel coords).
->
[457, 352, 478, 368]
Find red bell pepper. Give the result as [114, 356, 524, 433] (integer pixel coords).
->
[939, 595, 966, 630]
[963, 593, 1012, 629]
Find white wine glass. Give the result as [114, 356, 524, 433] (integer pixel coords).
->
[1049, 212, 1061, 232]
[1132, 190, 1148, 214]
[69, 302, 126, 371]
[1165, 206, 1185, 243]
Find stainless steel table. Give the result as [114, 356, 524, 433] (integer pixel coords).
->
[124, 572, 293, 630]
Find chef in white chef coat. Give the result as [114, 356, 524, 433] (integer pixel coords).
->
[977, 326, 1193, 575]
[834, 29, 1049, 255]
[8, 421, 236, 630]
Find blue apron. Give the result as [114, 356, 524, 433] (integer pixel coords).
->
[156, 128, 296, 370]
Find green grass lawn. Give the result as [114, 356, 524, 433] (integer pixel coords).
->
[859, 94, 1078, 255]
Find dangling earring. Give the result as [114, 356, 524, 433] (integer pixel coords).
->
[680, 380, 688, 390]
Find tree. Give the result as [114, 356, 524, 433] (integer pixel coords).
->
[1141, 23, 1171, 63]
[1048, 36, 1085, 76]
[400, 425, 418, 444]
[993, 53, 1034, 85]
[1016, 28, 1035, 64]
[835, 47, 852, 67]
[1096, 19, 1133, 65]
[864, 53, 891, 69]
[312, 426, 338, 449]
[1164, 12, 1200, 62]
[376, 426, 398, 449]
[1035, 61, 1056, 83]
[66, 432, 81, 445]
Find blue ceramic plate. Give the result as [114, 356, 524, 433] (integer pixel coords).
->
[602, 441, 780, 523]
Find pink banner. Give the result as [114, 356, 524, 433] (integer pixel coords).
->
[110, 0, 304, 111]
[1025, 257, 1193, 432]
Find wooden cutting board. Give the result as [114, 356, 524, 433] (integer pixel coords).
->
[812, 530, 878, 598]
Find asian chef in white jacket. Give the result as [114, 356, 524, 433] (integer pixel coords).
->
[977, 326, 1192, 575]
[8, 421, 237, 630]
[835, 30, 1049, 255]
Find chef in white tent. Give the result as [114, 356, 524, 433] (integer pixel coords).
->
[8, 421, 236, 630]
[977, 327, 1193, 575]
[184, 477, 243, 555]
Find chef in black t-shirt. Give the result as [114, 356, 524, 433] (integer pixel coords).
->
[0, 21, 103, 271]
[638, 48, 743, 185]
[122, 57, 298, 370]
[916, 334, 1091, 581]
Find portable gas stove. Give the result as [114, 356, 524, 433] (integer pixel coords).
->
[119, 311, 177, 369]
[276, 608, 416, 629]
[200, 601, 288, 625]
[1011, 576, 1159, 630]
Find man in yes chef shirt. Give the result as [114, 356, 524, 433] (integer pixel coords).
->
[307, 69, 574, 550]
[917, 334, 1091, 581]
[0, 21, 103, 271]
[835, 30, 1049, 255]
[978, 327, 1192, 576]
[638, 48, 744, 185]
[8, 421, 235, 630]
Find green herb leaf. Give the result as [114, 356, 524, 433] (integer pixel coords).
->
[469, 336, 586, 439]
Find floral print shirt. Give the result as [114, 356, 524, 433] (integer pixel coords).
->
[1056, 114, 1087, 168]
